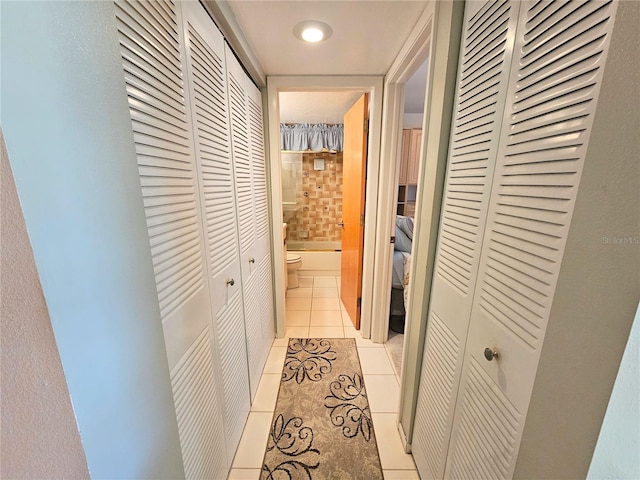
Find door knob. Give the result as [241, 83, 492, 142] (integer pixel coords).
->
[249, 257, 255, 264]
[337, 220, 344, 228]
[484, 347, 499, 361]
[226, 278, 235, 287]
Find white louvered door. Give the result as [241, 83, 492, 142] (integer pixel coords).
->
[181, 2, 253, 468]
[247, 80, 275, 389]
[413, 1, 618, 479]
[225, 45, 267, 401]
[445, 1, 618, 478]
[114, 1, 228, 478]
[180, 0, 250, 473]
[412, 1, 520, 477]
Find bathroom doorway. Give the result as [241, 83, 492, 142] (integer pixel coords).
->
[266, 77, 384, 341]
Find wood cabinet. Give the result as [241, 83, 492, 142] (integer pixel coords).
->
[397, 128, 421, 216]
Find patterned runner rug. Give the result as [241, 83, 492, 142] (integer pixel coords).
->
[261, 338, 384, 479]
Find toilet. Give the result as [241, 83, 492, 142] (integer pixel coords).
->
[286, 253, 302, 289]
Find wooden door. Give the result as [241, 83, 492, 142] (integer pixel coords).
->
[340, 94, 368, 329]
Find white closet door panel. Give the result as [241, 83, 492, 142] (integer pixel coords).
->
[181, 1, 243, 317]
[116, 3, 226, 479]
[246, 83, 270, 243]
[115, 0, 211, 365]
[225, 46, 256, 257]
[180, 4, 250, 476]
[216, 290, 251, 466]
[446, 1, 618, 477]
[171, 326, 227, 480]
[258, 250, 275, 363]
[412, 313, 462, 479]
[243, 266, 262, 400]
[413, 2, 520, 477]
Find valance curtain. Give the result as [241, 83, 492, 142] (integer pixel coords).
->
[280, 123, 343, 152]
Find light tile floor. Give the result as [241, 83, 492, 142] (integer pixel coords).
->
[229, 276, 419, 479]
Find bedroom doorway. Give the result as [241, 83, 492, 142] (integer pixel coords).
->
[386, 59, 429, 379]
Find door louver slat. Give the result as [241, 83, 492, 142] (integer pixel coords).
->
[216, 290, 250, 465]
[479, 0, 615, 349]
[186, 23, 238, 278]
[171, 327, 227, 480]
[228, 74, 255, 254]
[413, 313, 461, 478]
[116, 0, 203, 320]
[435, 0, 514, 295]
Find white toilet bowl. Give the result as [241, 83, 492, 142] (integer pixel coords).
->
[286, 253, 302, 289]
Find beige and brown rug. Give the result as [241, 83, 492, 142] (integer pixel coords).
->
[261, 338, 383, 479]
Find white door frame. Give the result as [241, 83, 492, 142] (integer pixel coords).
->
[387, 1, 465, 449]
[266, 76, 384, 340]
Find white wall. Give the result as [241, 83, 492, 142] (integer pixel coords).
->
[1, 131, 89, 478]
[514, 2, 640, 477]
[1, 2, 183, 478]
[588, 304, 640, 479]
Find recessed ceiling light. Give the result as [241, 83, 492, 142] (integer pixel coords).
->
[293, 20, 333, 43]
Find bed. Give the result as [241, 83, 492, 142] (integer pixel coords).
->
[390, 215, 414, 333]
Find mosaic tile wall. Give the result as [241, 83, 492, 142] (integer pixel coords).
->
[283, 152, 343, 245]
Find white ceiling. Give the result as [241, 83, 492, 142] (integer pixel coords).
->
[279, 91, 363, 124]
[223, 1, 430, 122]
[225, 1, 430, 76]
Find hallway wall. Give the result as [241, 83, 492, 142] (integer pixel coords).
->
[1, 2, 184, 477]
[1, 131, 89, 479]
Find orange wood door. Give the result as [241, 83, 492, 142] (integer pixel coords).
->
[340, 93, 368, 329]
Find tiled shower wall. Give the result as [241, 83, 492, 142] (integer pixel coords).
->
[282, 152, 343, 245]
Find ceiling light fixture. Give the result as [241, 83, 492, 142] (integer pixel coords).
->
[293, 20, 333, 43]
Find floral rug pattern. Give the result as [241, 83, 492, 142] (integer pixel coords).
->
[261, 338, 383, 480]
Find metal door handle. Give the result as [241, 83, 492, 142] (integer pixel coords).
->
[484, 347, 499, 361]
[337, 220, 344, 228]
[249, 257, 255, 264]
[226, 278, 235, 287]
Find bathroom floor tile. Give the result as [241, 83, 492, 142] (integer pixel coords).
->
[285, 297, 312, 311]
[364, 375, 400, 413]
[298, 276, 314, 288]
[231, 412, 273, 469]
[313, 286, 339, 298]
[308, 326, 344, 338]
[310, 310, 343, 326]
[358, 347, 395, 374]
[372, 413, 416, 470]
[262, 347, 287, 374]
[286, 287, 313, 298]
[312, 297, 341, 310]
[314, 277, 337, 288]
[285, 310, 310, 326]
[251, 374, 281, 412]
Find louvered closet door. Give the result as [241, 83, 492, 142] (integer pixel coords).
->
[412, 1, 521, 478]
[247, 81, 275, 384]
[225, 45, 264, 400]
[444, 2, 618, 478]
[114, 1, 227, 478]
[180, 1, 251, 469]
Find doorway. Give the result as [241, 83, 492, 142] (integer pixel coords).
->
[386, 59, 429, 380]
[267, 77, 384, 341]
